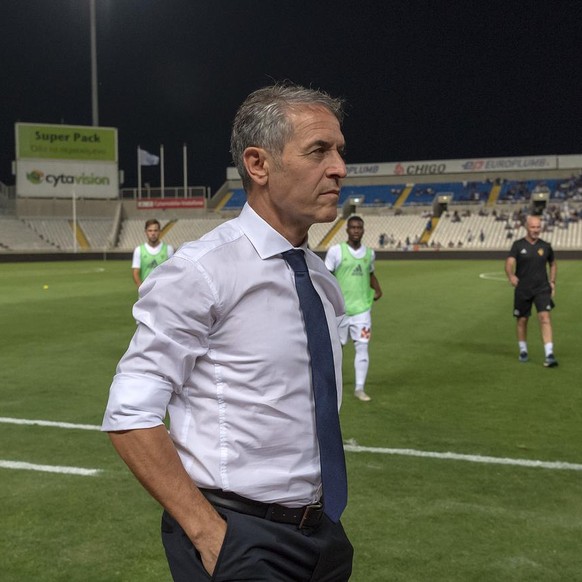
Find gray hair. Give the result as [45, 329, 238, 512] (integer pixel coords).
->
[230, 83, 345, 190]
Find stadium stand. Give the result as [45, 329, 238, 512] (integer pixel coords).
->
[338, 185, 404, 207]
[222, 184, 405, 210]
[220, 188, 246, 210]
[160, 218, 229, 251]
[2, 163, 582, 255]
[497, 179, 560, 202]
[23, 219, 76, 250]
[325, 215, 430, 250]
[0, 217, 56, 251]
[407, 181, 493, 204]
[79, 218, 116, 250]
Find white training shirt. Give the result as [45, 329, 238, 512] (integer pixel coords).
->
[131, 242, 175, 269]
[102, 204, 345, 507]
[324, 243, 376, 273]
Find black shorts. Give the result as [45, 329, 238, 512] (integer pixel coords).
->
[513, 286, 555, 318]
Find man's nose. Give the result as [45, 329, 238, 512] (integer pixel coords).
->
[328, 150, 347, 179]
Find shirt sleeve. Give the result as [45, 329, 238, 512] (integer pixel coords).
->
[131, 246, 141, 269]
[508, 241, 519, 259]
[102, 255, 216, 431]
[324, 245, 340, 272]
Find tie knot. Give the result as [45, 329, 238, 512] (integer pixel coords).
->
[282, 249, 307, 274]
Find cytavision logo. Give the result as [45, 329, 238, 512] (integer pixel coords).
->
[26, 170, 44, 184]
[26, 170, 110, 187]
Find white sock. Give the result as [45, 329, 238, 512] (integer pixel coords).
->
[354, 342, 369, 389]
[544, 343, 554, 357]
[519, 341, 527, 353]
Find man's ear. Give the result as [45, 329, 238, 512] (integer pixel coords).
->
[243, 147, 270, 186]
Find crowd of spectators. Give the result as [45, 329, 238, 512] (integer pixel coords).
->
[498, 172, 582, 203]
[555, 173, 582, 200]
[541, 204, 581, 231]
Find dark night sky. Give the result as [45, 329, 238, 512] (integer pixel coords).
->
[2, 0, 582, 193]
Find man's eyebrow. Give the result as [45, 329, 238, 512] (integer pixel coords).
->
[308, 139, 332, 149]
[306, 139, 346, 152]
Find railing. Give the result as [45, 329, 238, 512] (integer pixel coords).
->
[120, 186, 210, 199]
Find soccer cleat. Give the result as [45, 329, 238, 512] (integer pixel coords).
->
[519, 351, 529, 363]
[355, 390, 371, 402]
[544, 354, 558, 368]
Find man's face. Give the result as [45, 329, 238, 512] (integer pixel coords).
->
[346, 219, 364, 245]
[526, 217, 541, 241]
[145, 224, 160, 245]
[264, 106, 347, 234]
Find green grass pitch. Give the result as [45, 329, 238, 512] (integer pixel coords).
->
[1, 258, 581, 581]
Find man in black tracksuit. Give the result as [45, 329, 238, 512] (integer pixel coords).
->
[505, 214, 558, 367]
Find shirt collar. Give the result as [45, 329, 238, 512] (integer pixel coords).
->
[238, 203, 308, 259]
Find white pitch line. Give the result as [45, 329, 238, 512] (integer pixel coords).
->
[479, 271, 507, 281]
[3, 417, 582, 473]
[0, 417, 100, 431]
[0, 460, 101, 476]
[344, 444, 582, 471]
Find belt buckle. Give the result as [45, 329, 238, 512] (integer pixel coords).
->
[299, 501, 323, 529]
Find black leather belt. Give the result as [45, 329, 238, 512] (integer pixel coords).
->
[200, 488, 324, 529]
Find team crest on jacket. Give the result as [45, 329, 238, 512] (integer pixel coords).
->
[360, 327, 371, 340]
[537, 248, 544, 256]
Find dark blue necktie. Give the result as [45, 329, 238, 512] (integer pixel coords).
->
[282, 249, 347, 522]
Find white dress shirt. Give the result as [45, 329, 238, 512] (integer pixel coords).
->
[102, 204, 345, 507]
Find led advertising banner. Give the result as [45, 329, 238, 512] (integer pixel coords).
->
[136, 198, 206, 209]
[558, 155, 582, 170]
[228, 154, 559, 181]
[15, 123, 118, 198]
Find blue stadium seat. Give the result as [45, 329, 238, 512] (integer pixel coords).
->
[339, 184, 403, 206]
[497, 179, 560, 202]
[222, 188, 247, 209]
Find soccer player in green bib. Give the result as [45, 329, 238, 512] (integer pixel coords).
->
[132, 219, 174, 287]
[325, 215, 382, 401]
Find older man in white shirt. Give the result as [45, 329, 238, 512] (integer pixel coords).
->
[102, 83, 353, 581]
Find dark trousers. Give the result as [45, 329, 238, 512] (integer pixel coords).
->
[161, 507, 353, 581]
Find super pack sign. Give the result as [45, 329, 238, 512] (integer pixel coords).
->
[16, 123, 117, 162]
